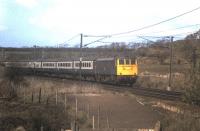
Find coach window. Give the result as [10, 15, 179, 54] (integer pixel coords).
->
[75, 63, 79, 67]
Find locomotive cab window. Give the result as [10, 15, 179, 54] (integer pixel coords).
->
[125, 59, 130, 65]
[131, 59, 135, 64]
[119, 59, 124, 65]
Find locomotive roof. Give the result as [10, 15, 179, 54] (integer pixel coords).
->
[96, 58, 115, 61]
[95, 57, 135, 61]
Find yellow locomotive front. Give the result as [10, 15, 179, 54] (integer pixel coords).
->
[116, 58, 138, 85]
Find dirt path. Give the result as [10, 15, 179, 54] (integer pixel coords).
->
[74, 93, 161, 129]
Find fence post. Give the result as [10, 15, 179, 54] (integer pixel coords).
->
[31, 91, 34, 103]
[40, 126, 43, 131]
[76, 97, 78, 118]
[23, 88, 26, 104]
[87, 104, 90, 118]
[98, 105, 100, 129]
[64, 93, 67, 113]
[56, 89, 58, 105]
[93, 115, 95, 130]
[106, 110, 110, 128]
[46, 97, 49, 105]
[39, 88, 41, 103]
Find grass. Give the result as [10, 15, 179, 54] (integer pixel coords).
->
[139, 64, 189, 74]
[0, 71, 91, 130]
[162, 112, 200, 131]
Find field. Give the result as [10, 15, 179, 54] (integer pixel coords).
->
[136, 64, 189, 91]
[0, 74, 162, 131]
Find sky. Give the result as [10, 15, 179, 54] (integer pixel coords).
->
[0, 0, 200, 47]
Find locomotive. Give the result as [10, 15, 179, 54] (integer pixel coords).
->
[1, 57, 138, 85]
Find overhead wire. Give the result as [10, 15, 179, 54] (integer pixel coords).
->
[85, 5, 200, 37]
[110, 24, 200, 39]
[60, 6, 200, 47]
[58, 34, 80, 47]
[83, 36, 111, 47]
[141, 24, 200, 35]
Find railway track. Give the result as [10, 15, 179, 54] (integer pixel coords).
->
[105, 86, 183, 101]
[31, 75, 183, 101]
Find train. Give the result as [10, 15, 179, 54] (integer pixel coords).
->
[1, 57, 138, 85]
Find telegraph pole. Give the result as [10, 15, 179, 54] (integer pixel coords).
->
[79, 33, 83, 81]
[1, 48, 4, 61]
[168, 36, 174, 91]
[75, 33, 83, 131]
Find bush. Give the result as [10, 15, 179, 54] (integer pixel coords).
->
[0, 68, 29, 98]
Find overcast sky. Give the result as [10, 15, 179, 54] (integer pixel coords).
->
[0, 0, 200, 47]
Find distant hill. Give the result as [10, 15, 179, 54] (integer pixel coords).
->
[0, 30, 199, 66]
[133, 29, 200, 65]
